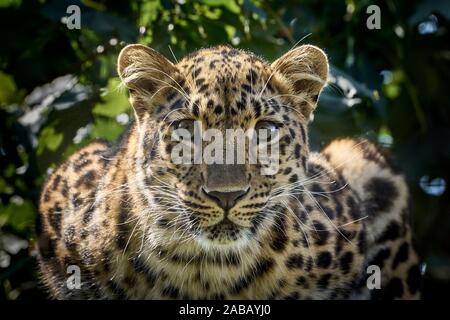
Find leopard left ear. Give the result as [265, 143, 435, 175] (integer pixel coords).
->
[117, 44, 178, 92]
[117, 44, 180, 116]
[271, 45, 329, 118]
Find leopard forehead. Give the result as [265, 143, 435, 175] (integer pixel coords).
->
[174, 46, 281, 112]
[178, 46, 269, 81]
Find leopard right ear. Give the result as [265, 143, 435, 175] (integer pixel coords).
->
[117, 44, 179, 112]
[271, 45, 328, 119]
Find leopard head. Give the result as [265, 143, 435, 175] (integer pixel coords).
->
[117, 44, 328, 251]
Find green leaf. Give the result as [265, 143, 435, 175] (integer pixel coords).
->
[91, 118, 124, 141]
[382, 70, 404, 99]
[37, 127, 64, 155]
[0, 177, 13, 194]
[1, 200, 35, 232]
[0, 0, 21, 8]
[384, 84, 401, 99]
[92, 78, 129, 118]
[0, 72, 19, 106]
[199, 0, 240, 14]
[139, 0, 161, 26]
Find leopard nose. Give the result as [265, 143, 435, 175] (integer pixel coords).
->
[202, 187, 249, 210]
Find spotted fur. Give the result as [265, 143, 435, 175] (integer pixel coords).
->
[37, 44, 420, 299]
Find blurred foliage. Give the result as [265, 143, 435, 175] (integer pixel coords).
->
[0, 0, 449, 300]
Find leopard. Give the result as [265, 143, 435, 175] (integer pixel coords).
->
[37, 43, 421, 299]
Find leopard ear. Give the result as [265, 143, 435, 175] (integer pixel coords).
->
[117, 44, 179, 113]
[271, 45, 329, 119]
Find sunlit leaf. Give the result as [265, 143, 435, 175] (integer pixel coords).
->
[37, 127, 64, 155]
[0, 72, 23, 106]
[92, 78, 129, 118]
[91, 118, 125, 141]
[199, 0, 240, 14]
[1, 200, 35, 232]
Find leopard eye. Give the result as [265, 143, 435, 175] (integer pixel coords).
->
[171, 119, 197, 144]
[175, 119, 196, 133]
[255, 121, 279, 132]
[255, 120, 280, 144]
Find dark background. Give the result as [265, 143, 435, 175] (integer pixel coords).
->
[0, 0, 449, 300]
